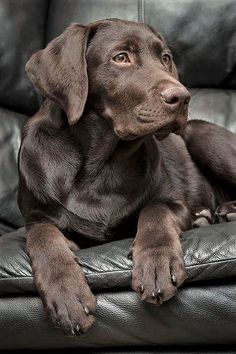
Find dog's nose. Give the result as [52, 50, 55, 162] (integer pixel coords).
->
[161, 87, 190, 108]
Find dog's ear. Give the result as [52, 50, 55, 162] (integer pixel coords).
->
[26, 24, 90, 125]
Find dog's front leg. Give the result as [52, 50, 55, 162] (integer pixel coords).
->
[132, 200, 190, 304]
[26, 223, 96, 336]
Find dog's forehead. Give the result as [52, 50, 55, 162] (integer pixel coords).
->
[89, 20, 164, 51]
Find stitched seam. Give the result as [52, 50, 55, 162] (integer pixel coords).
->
[84, 258, 236, 275]
[142, 0, 145, 22]
[138, 0, 145, 22]
[1, 257, 236, 282]
[0, 276, 33, 281]
[186, 257, 236, 268]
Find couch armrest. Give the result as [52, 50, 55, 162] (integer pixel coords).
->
[0, 222, 236, 294]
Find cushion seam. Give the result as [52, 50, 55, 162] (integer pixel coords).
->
[0, 256, 236, 281]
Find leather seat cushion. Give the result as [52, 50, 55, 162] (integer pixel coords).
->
[1, 283, 236, 349]
[1, 222, 236, 295]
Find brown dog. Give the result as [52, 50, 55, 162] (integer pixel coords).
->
[18, 19, 236, 336]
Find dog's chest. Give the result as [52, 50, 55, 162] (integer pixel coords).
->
[65, 156, 149, 240]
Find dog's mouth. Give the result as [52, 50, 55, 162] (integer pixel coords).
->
[115, 131, 140, 141]
[154, 120, 185, 140]
[115, 117, 186, 141]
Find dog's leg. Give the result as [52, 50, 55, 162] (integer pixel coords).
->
[131, 200, 190, 304]
[26, 223, 96, 336]
[183, 120, 236, 192]
[183, 120, 236, 223]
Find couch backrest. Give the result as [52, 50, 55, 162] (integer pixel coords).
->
[46, 0, 236, 89]
[0, 0, 49, 116]
[0, 0, 235, 116]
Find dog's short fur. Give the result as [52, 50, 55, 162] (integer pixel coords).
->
[18, 19, 236, 336]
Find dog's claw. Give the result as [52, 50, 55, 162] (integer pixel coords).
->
[140, 284, 144, 293]
[157, 289, 163, 304]
[127, 250, 133, 260]
[75, 325, 83, 335]
[149, 289, 163, 303]
[75, 257, 82, 266]
[84, 306, 90, 315]
[171, 274, 177, 285]
[67, 328, 75, 337]
[55, 320, 60, 329]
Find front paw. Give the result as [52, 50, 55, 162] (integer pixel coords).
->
[37, 262, 97, 336]
[215, 201, 236, 222]
[131, 247, 187, 305]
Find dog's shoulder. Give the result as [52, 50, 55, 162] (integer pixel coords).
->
[19, 100, 82, 205]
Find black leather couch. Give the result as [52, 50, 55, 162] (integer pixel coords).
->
[0, 0, 236, 351]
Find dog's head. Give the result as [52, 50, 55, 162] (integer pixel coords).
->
[26, 19, 190, 140]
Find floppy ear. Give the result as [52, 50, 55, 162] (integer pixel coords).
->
[26, 24, 90, 125]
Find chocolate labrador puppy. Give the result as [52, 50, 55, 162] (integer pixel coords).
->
[18, 19, 236, 336]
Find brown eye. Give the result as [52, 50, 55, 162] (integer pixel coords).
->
[113, 52, 130, 63]
[162, 53, 171, 65]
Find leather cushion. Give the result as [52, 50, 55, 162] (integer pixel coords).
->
[1, 284, 236, 349]
[0, 107, 26, 231]
[1, 222, 236, 295]
[0, 0, 49, 115]
[189, 89, 236, 132]
[145, 0, 236, 88]
[46, 0, 143, 41]
[46, 0, 236, 88]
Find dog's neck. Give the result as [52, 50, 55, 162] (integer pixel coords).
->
[70, 110, 148, 168]
[71, 110, 119, 160]
[37, 100, 152, 170]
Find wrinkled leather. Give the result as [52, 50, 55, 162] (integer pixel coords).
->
[0, 107, 26, 231]
[1, 283, 236, 350]
[0, 0, 49, 115]
[1, 222, 236, 295]
[46, 0, 236, 88]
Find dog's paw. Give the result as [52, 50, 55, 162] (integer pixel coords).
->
[191, 206, 214, 228]
[38, 262, 96, 336]
[132, 247, 187, 305]
[215, 201, 236, 223]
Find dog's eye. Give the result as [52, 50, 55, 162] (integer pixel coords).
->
[113, 52, 130, 63]
[162, 53, 171, 65]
